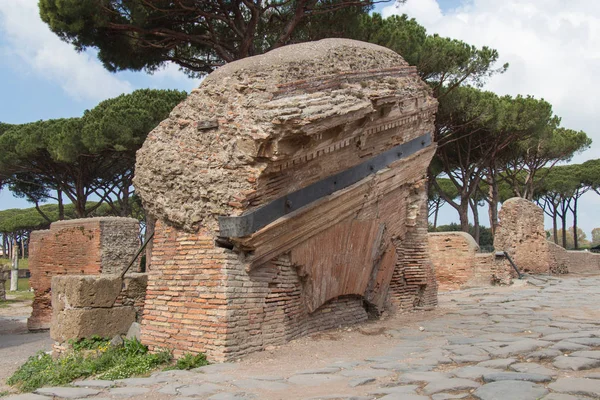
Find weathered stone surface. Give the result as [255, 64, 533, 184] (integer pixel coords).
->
[35, 387, 102, 398]
[3, 394, 52, 400]
[474, 381, 548, 400]
[549, 378, 600, 397]
[552, 356, 600, 371]
[482, 372, 552, 383]
[72, 380, 115, 388]
[494, 198, 554, 274]
[423, 378, 480, 394]
[126, 322, 141, 340]
[52, 275, 121, 310]
[51, 306, 136, 342]
[177, 383, 224, 396]
[108, 387, 151, 397]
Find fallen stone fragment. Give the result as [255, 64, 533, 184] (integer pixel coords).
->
[474, 381, 548, 400]
[549, 377, 600, 397]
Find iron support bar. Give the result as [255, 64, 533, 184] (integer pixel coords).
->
[218, 132, 432, 238]
[495, 251, 523, 279]
[120, 231, 155, 279]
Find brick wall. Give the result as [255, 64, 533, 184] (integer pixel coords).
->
[429, 232, 512, 291]
[28, 217, 140, 331]
[141, 154, 438, 362]
[548, 241, 600, 275]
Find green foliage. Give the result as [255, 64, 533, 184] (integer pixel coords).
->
[0, 89, 185, 218]
[69, 336, 110, 351]
[39, 0, 379, 77]
[8, 338, 173, 392]
[354, 13, 507, 96]
[164, 353, 209, 371]
[433, 223, 493, 247]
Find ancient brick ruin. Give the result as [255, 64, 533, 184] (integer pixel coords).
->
[28, 217, 140, 331]
[431, 197, 600, 290]
[134, 39, 439, 361]
[429, 232, 512, 291]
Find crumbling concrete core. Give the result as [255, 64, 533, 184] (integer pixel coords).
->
[134, 38, 439, 361]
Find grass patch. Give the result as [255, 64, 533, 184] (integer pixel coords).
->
[0, 257, 28, 269]
[164, 353, 209, 371]
[7, 337, 208, 393]
[4, 277, 31, 296]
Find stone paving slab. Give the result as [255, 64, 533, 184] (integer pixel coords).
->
[9, 276, 600, 400]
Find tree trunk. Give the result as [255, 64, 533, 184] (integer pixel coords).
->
[561, 211, 567, 248]
[20, 234, 25, 259]
[58, 189, 64, 220]
[1, 234, 6, 258]
[458, 200, 470, 233]
[573, 197, 579, 250]
[552, 211, 558, 244]
[433, 202, 439, 230]
[487, 171, 499, 236]
[10, 236, 18, 291]
[470, 198, 480, 244]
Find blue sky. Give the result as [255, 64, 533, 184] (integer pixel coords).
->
[1, 0, 599, 237]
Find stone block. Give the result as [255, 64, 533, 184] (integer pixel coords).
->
[51, 306, 136, 342]
[52, 275, 122, 309]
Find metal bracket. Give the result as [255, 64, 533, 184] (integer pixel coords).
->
[219, 132, 432, 238]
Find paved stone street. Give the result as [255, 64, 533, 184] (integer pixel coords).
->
[6, 275, 600, 400]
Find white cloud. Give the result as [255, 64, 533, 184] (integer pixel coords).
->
[0, 0, 133, 101]
[384, 0, 600, 233]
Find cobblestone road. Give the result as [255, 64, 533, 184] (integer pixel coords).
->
[6, 275, 600, 400]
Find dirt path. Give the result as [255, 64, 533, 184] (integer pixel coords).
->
[0, 295, 53, 394]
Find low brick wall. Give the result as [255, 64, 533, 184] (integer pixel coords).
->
[28, 217, 140, 331]
[548, 242, 600, 275]
[429, 233, 512, 291]
[51, 274, 147, 346]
